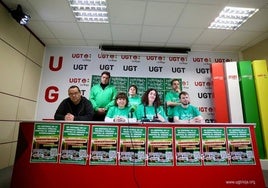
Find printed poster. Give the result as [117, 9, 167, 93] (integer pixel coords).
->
[175, 127, 201, 166]
[201, 127, 228, 165]
[90, 125, 118, 165]
[147, 127, 173, 166]
[30, 123, 61, 163]
[119, 126, 146, 166]
[60, 124, 89, 165]
[227, 127, 255, 165]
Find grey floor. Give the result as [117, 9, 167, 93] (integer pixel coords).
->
[1, 166, 267, 188]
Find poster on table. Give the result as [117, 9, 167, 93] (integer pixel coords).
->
[59, 124, 89, 165]
[90, 125, 118, 165]
[30, 123, 61, 163]
[227, 127, 255, 165]
[201, 127, 228, 165]
[147, 127, 173, 166]
[175, 127, 201, 166]
[119, 126, 146, 166]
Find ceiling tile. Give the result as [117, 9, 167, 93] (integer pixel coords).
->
[214, 45, 242, 52]
[28, 0, 75, 22]
[109, 0, 146, 24]
[40, 38, 61, 46]
[143, 1, 186, 26]
[190, 44, 216, 51]
[45, 22, 83, 38]
[177, 4, 223, 28]
[111, 25, 142, 41]
[195, 29, 233, 45]
[79, 23, 112, 40]
[87, 39, 112, 46]
[28, 21, 55, 38]
[141, 26, 173, 43]
[168, 27, 204, 44]
[239, 8, 268, 32]
[221, 31, 263, 46]
[58, 39, 87, 46]
[1, 0, 267, 51]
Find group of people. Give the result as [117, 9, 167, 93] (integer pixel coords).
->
[54, 71, 203, 123]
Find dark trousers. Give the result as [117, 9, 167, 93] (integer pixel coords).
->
[168, 117, 174, 123]
[92, 112, 106, 121]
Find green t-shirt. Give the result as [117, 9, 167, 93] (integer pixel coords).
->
[165, 91, 180, 117]
[89, 84, 117, 111]
[173, 105, 201, 120]
[128, 95, 141, 111]
[106, 106, 135, 119]
[136, 104, 167, 121]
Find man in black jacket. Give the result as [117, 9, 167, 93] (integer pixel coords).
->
[54, 85, 94, 121]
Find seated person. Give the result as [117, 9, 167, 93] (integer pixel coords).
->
[105, 92, 137, 122]
[128, 85, 141, 111]
[136, 88, 167, 122]
[173, 91, 203, 123]
[54, 85, 94, 121]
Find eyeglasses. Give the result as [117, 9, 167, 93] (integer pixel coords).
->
[69, 92, 80, 96]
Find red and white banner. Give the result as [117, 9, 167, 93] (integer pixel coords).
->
[36, 47, 238, 122]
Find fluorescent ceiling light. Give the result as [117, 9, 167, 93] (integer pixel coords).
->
[208, 6, 258, 30]
[68, 0, 109, 23]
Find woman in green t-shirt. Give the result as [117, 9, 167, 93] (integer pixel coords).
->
[105, 92, 137, 123]
[128, 85, 141, 111]
[136, 88, 167, 122]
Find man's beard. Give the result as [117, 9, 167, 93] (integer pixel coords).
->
[181, 101, 189, 106]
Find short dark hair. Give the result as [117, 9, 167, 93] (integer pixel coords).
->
[68, 85, 81, 93]
[114, 92, 129, 106]
[128, 85, 138, 93]
[179, 91, 189, 99]
[101, 71, 111, 78]
[170, 78, 180, 85]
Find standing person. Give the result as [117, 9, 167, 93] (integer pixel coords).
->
[128, 85, 141, 112]
[105, 92, 137, 122]
[90, 71, 117, 121]
[173, 91, 203, 123]
[54, 85, 94, 121]
[136, 88, 167, 122]
[165, 79, 181, 122]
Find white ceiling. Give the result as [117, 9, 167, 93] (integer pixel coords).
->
[2, 0, 268, 52]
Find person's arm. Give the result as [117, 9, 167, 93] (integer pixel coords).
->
[165, 92, 180, 107]
[89, 85, 98, 111]
[189, 116, 204, 123]
[155, 106, 168, 122]
[189, 106, 204, 123]
[173, 106, 188, 123]
[166, 101, 181, 107]
[104, 106, 115, 122]
[174, 116, 189, 123]
[104, 116, 114, 122]
[54, 100, 67, 120]
[105, 86, 117, 109]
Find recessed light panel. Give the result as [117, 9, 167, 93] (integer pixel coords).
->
[208, 6, 259, 30]
[68, 0, 109, 23]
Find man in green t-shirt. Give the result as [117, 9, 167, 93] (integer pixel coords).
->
[165, 79, 181, 122]
[174, 91, 203, 124]
[90, 71, 117, 121]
